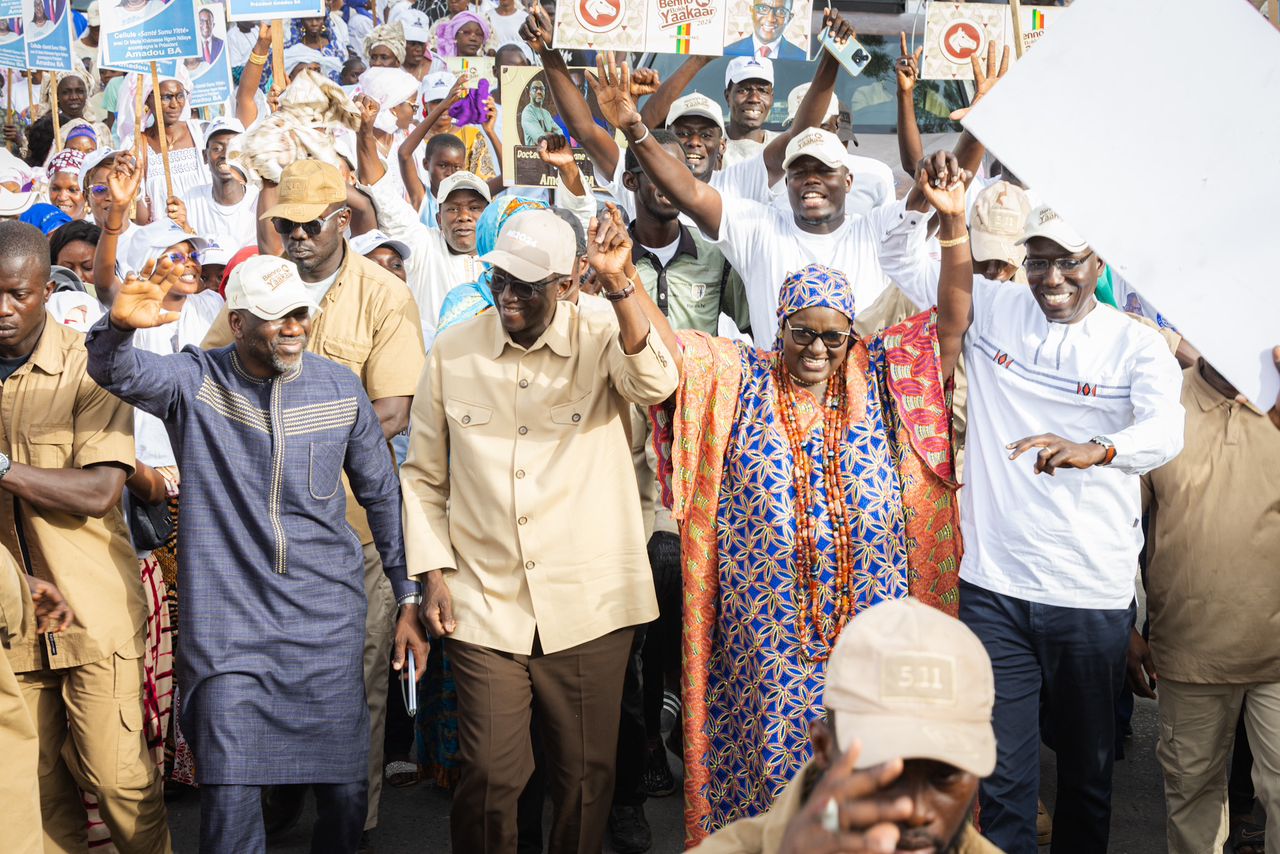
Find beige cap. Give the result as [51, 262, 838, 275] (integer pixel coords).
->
[436, 170, 492, 204]
[259, 160, 348, 224]
[480, 209, 575, 282]
[970, 181, 1031, 266]
[785, 83, 838, 126]
[666, 93, 725, 132]
[225, 255, 323, 321]
[782, 127, 846, 171]
[1018, 205, 1089, 253]
[825, 598, 996, 777]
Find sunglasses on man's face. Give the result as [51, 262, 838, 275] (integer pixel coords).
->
[488, 269, 561, 301]
[271, 207, 347, 237]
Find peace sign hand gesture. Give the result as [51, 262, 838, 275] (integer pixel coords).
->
[896, 32, 923, 93]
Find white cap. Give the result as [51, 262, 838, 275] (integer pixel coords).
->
[1017, 205, 1089, 253]
[204, 116, 245, 143]
[666, 93, 724, 132]
[350, 229, 413, 261]
[199, 244, 233, 268]
[401, 10, 431, 44]
[725, 55, 774, 88]
[124, 221, 213, 276]
[225, 255, 323, 321]
[80, 146, 115, 187]
[786, 83, 838, 126]
[85, 1, 100, 26]
[420, 70, 455, 104]
[781, 128, 848, 171]
[970, 181, 1032, 266]
[436, 170, 491, 204]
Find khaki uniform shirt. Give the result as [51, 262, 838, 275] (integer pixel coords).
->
[204, 246, 426, 543]
[691, 761, 1005, 854]
[400, 302, 678, 655]
[1, 315, 142, 672]
[1142, 366, 1280, 684]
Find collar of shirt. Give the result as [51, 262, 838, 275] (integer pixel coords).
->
[1187, 361, 1265, 416]
[26, 313, 68, 376]
[487, 300, 574, 359]
[629, 222, 697, 271]
[315, 242, 354, 308]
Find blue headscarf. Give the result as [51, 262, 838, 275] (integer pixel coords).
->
[774, 263, 857, 350]
[435, 194, 550, 337]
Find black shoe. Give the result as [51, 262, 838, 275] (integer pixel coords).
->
[261, 784, 307, 837]
[639, 742, 677, 798]
[608, 804, 652, 854]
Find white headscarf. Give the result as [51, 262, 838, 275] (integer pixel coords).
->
[355, 66, 420, 135]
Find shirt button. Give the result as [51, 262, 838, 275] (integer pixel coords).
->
[516, 469, 525, 479]
[518, 426, 528, 435]
[519, 379, 529, 388]
[461, 415, 471, 424]
[525, 561, 535, 571]
[571, 413, 581, 423]
[518, 516, 527, 525]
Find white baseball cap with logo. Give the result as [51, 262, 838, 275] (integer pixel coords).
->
[1017, 205, 1089, 253]
[225, 255, 323, 321]
[481, 209, 575, 283]
[665, 93, 725, 132]
[785, 82, 838, 127]
[435, 170, 492, 205]
[781, 128, 847, 171]
[825, 598, 997, 777]
[350, 229, 413, 261]
[971, 181, 1032, 266]
[420, 70, 456, 104]
[725, 55, 774, 88]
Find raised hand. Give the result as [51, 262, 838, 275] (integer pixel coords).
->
[166, 195, 190, 233]
[823, 7, 856, 46]
[110, 256, 187, 330]
[586, 202, 633, 282]
[896, 32, 923, 93]
[584, 52, 642, 133]
[949, 40, 1011, 120]
[630, 66, 660, 97]
[520, 2, 554, 53]
[482, 94, 499, 134]
[355, 93, 379, 131]
[537, 133, 575, 170]
[107, 149, 145, 209]
[914, 150, 969, 217]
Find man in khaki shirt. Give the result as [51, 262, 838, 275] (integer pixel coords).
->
[202, 159, 426, 838]
[401, 206, 679, 854]
[0, 221, 169, 852]
[1131, 351, 1280, 854]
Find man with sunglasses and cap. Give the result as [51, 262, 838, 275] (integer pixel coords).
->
[400, 204, 680, 854]
[86, 252, 430, 854]
[201, 158, 426, 843]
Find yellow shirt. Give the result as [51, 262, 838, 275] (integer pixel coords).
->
[400, 302, 677, 654]
[1, 315, 142, 672]
[203, 246, 426, 543]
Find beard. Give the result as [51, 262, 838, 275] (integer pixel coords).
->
[269, 335, 308, 373]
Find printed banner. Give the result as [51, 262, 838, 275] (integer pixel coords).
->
[922, 2, 1063, 80]
[446, 55, 495, 92]
[101, 0, 199, 67]
[0, 14, 25, 69]
[185, 3, 232, 106]
[21, 0, 74, 72]
[226, 0, 322, 23]
[553, 0, 810, 58]
[499, 65, 600, 189]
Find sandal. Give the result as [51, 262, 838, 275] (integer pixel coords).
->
[1231, 816, 1265, 854]
[383, 760, 420, 789]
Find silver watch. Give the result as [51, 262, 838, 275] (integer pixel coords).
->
[0, 452, 11, 480]
[397, 593, 423, 607]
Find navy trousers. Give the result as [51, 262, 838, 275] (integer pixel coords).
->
[199, 780, 367, 854]
[958, 579, 1133, 854]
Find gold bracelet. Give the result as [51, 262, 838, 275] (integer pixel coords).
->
[937, 233, 970, 248]
[247, 51, 268, 66]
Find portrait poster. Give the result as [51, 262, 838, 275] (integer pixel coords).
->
[21, 0, 74, 72]
[722, 0, 812, 60]
[184, 3, 232, 107]
[226, 0, 322, 23]
[0, 13, 24, 69]
[101, 0, 199, 67]
[499, 64, 599, 189]
[552, 0, 738, 57]
[446, 55, 495, 92]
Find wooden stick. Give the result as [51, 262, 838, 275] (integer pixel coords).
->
[5, 69, 12, 152]
[1272, 0, 1279, 26]
[371, 0, 378, 27]
[1008, 0, 1026, 60]
[25, 72, 33, 120]
[270, 19, 286, 91]
[132, 73, 144, 222]
[49, 72, 62, 152]
[149, 61, 174, 202]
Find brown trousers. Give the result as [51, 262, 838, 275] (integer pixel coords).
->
[449, 627, 635, 854]
[361, 542, 396, 831]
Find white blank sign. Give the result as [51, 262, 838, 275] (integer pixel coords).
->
[963, 0, 1280, 409]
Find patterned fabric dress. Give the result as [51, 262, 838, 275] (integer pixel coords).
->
[657, 266, 962, 845]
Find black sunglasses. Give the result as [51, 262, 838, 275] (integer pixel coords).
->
[785, 320, 852, 349]
[271, 207, 346, 237]
[489, 269, 561, 301]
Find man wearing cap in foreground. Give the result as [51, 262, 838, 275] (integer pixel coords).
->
[721, 56, 778, 168]
[85, 253, 430, 853]
[400, 204, 680, 853]
[690, 598, 1003, 854]
[202, 158, 425, 843]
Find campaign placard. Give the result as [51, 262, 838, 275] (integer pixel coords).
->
[446, 55, 495, 92]
[553, 0, 807, 58]
[21, 0, 74, 72]
[499, 65, 600, 189]
[101, 0, 200, 68]
[0, 14, 24, 69]
[923, 1, 1063, 80]
[722, 0, 811, 60]
[226, 0, 322, 23]
[184, 3, 232, 107]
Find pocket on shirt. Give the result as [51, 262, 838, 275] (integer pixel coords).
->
[309, 442, 346, 500]
[24, 423, 74, 468]
[549, 394, 591, 430]
[445, 399, 492, 429]
[319, 337, 372, 373]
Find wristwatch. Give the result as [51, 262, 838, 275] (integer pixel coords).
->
[397, 592, 423, 608]
[0, 452, 11, 480]
[1089, 436, 1116, 466]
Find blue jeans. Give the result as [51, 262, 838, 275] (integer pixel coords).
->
[959, 580, 1133, 854]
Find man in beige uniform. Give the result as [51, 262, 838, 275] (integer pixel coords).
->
[202, 160, 425, 840]
[1131, 351, 1280, 854]
[401, 207, 679, 853]
[0, 221, 169, 852]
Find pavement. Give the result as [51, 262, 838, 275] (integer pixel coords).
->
[165, 696, 1172, 853]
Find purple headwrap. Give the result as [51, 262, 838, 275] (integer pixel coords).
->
[774, 263, 857, 350]
[436, 11, 490, 59]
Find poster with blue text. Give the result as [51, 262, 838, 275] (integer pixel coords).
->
[226, 0, 322, 23]
[186, 3, 231, 107]
[0, 10, 25, 69]
[21, 0, 73, 72]
[101, 0, 200, 68]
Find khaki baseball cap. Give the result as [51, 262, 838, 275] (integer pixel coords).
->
[480, 209, 575, 282]
[971, 181, 1031, 266]
[825, 598, 996, 777]
[782, 127, 846, 171]
[666, 93, 725, 133]
[225, 255, 323, 321]
[259, 160, 348, 224]
[1018, 205, 1089, 253]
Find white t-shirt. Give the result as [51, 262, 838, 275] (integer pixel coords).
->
[713, 195, 930, 349]
[644, 236, 680, 268]
[958, 279, 1184, 609]
[485, 8, 528, 47]
[717, 150, 896, 220]
[184, 183, 261, 253]
[721, 130, 779, 168]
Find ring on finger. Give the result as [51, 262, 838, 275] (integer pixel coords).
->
[821, 796, 839, 834]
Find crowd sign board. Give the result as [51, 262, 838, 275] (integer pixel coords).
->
[100, 0, 200, 68]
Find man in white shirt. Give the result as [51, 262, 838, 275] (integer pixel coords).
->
[784, 82, 894, 219]
[226, 20, 259, 71]
[725, 0, 806, 60]
[930, 203, 1185, 854]
[721, 56, 779, 168]
[181, 118, 260, 253]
